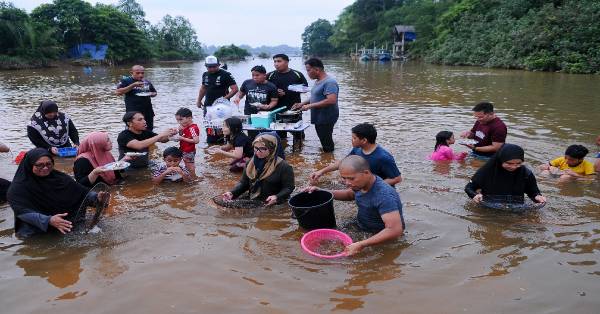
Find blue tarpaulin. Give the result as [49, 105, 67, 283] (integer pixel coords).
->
[68, 44, 108, 60]
[404, 32, 417, 42]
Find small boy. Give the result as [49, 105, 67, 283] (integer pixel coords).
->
[151, 147, 193, 184]
[540, 144, 596, 179]
[175, 108, 200, 176]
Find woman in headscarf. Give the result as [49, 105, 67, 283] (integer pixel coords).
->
[74, 132, 123, 187]
[222, 133, 294, 206]
[465, 143, 546, 204]
[27, 100, 80, 155]
[7, 148, 90, 238]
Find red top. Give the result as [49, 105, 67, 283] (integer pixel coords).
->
[180, 123, 200, 153]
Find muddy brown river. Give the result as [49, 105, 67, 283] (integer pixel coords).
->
[0, 58, 599, 313]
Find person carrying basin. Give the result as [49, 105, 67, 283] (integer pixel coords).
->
[27, 100, 80, 155]
[221, 133, 294, 206]
[303, 155, 405, 256]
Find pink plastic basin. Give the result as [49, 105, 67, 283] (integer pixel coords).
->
[300, 228, 353, 259]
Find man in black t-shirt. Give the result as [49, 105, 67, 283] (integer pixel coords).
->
[267, 54, 308, 110]
[196, 55, 238, 116]
[116, 65, 158, 130]
[234, 65, 279, 115]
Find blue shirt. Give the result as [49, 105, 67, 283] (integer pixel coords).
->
[355, 176, 405, 233]
[309, 76, 339, 124]
[349, 145, 401, 180]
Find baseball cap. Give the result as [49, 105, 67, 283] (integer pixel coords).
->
[205, 55, 220, 67]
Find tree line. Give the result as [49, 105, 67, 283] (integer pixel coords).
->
[302, 0, 600, 74]
[0, 0, 203, 68]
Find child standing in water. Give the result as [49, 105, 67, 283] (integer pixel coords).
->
[429, 131, 468, 161]
[152, 147, 193, 184]
[175, 108, 200, 176]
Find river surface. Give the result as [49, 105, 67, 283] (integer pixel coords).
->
[0, 58, 599, 313]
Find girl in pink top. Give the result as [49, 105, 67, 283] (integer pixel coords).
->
[429, 131, 468, 161]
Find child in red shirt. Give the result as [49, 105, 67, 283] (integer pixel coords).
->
[175, 108, 200, 176]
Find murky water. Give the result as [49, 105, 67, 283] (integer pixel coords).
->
[0, 58, 599, 313]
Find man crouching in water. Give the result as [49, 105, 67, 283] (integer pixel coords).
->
[304, 155, 405, 256]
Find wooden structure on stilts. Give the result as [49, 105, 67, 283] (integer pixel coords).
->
[392, 25, 416, 61]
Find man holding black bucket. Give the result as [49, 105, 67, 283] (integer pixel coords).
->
[303, 155, 405, 256]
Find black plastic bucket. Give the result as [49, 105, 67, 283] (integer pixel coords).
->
[289, 190, 336, 230]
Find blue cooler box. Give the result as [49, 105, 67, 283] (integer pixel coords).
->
[250, 107, 286, 128]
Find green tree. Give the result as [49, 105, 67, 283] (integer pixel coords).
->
[301, 19, 334, 56]
[214, 44, 250, 61]
[149, 14, 203, 60]
[116, 0, 147, 29]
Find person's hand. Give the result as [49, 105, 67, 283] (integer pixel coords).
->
[49, 213, 72, 234]
[166, 167, 179, 174]
[50, 147, 59, 155]
[196, 100, 203, 108]
[563, 169, 577, 176]
[473, 193, 483, 203]
[92, 166, 108, 174]
[207, 147, 223, 155]
[535, 195, 546, 203]
[459, 151, 469, 159]
[299, 104, 310, 111]
[460, 131, 471, 138]
[302, 186, 319, 194]
[265, 195, 278, 206]
[344, 242, 364, 256]
[150, 92, 157, 97]
[277, 89, 285, 96]
[291, 103, 302, 111]
[131, 81, 145, 88]
[539, 164, 550, 171]
[73, 144, 79, 148]
[233, 97, 241, 105]
[222, 191, 233, 201]
[122, 155, 133, 162]
[462, 143, 474, 149]
[309, 171, 322, 184]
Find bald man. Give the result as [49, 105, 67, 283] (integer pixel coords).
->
[304, 155, 405, 256]
[116, 65, 158, 131]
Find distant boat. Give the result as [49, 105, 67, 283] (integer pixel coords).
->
[359, 53, 370, 61]
[378, 52, 392, 62]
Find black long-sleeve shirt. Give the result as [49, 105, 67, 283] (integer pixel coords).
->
[27, 120, 80, 149]
[465, 169, 542, 202]
[73, 158, 122, 187]
[230, 161, 295, 203]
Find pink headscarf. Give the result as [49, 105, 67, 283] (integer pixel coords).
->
[76, 132, 117, 184]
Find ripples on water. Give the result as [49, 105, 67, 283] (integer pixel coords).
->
[0, 59, 599, 313]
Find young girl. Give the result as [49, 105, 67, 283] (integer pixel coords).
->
[208, 117, 253, 172]
[429, 131, 468, 161]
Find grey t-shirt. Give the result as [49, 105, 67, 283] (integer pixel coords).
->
[309, 76, 339, 124]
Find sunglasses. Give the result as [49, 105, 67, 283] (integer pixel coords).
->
[33, 162, 53, 169]
[253, 146, 269, 152]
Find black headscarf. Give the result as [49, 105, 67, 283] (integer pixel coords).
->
[28, 100, 71, 147]
[7, 148, 89, 232]
[470, 144, 529, 197]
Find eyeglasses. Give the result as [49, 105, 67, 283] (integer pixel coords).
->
[33, 162, 53, 169]
[253, 146, 269, 152]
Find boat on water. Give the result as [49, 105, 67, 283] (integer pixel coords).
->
[359, 53, 370, 61]
[378, 52, 392, 62]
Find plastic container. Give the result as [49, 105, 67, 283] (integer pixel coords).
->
[250, 107, 286, 128]
[289, 190, 336, 230]
[57, 147, 78, 157]
[301, 229, 352, 259]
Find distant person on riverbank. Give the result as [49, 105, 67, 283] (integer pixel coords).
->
[116, 65, 157, 131]
[0, 141, 9, 203]
[208, 117, 253, 172]
[310, 123, 402, 186]
[117, 112, 175, 168]
[539, 144, 596, 180]
[304, 155, 405, 256]
[222, 134, 294, 206]
[267, 54, 308, 111]
[429, 131, 468, 161]
[460, 102, 507, 158]
[151, 147, 193, 184]
[27, 100, 80, 155]
[234, 65, 279, 115]
[292, 58, 339, 152]
[465, 144, 546, 204]
[196, 56, 238, 116]
[175, 108, 200, 176]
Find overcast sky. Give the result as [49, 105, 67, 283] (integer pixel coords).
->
[15, 0, 354, 47]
